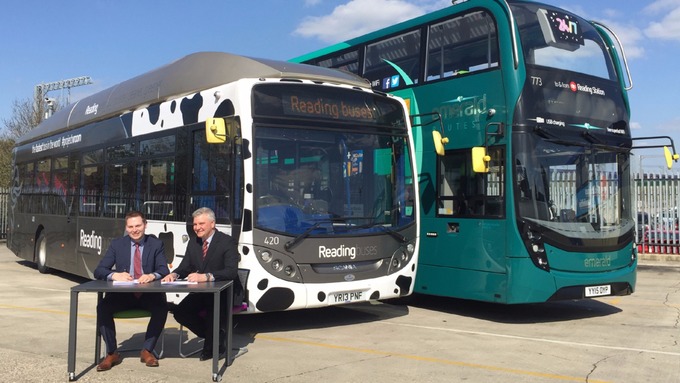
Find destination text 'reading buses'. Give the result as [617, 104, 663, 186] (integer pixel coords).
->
[8, 52, 419, 312]
[294, 0, 679, 303]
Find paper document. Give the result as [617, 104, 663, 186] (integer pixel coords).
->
[161, 280, 198, 285]
[112, 280, 139, 285]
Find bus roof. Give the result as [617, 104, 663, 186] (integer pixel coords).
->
[19, 51, 371, 145]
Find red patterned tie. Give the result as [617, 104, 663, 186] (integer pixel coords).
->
[202, 240, 208, 260]
[133, 243, 142, 279]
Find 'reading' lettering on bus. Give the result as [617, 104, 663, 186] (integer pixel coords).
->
[319, 245, 356, 260]
[318, 245, 379, 260]
[287, 95, 377, 120]
[80, 229, 102, 255]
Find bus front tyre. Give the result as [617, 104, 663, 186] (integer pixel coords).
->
[36, 232, 50, 274]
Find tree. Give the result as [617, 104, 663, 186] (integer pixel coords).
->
[2, 97, 41, 140]
[0, 98, 41, 187]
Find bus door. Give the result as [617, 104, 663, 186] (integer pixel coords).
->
[425, 147, 507, 272]
[50, 155, 80, 271]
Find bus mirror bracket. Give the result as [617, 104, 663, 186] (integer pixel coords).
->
[410, 112, 449, 156]
[485, 120, 504, 140]
[631, 135, 679, 170]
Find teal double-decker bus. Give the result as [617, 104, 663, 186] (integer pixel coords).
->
[294, 0, 679, 303]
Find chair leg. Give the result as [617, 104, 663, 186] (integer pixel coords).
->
[178, 325, 202, 358]
[232, 346, 248, 361]
[155, 330, 165, 359]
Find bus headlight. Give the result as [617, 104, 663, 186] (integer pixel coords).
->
[272, 259, 283, 271]
[254, 245, 302, 282]
[522, 224, 550, 271]
[391, 258, 401, 269]
[260, 250, 272, 263]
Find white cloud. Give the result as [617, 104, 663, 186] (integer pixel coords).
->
[644, 0, 680, 13]
[630, 121, 642, 130]
[656, 118, 680, 133]
[294, 0, 436, 43]
[644, 0, 680, 41]
[599, 20, 646, 59]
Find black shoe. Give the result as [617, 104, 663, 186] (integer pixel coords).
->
[199, 349, 212, 361]
[199, 347, 227, 361]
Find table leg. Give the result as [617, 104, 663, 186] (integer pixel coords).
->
[67, 290, 79, 381]
[212, 290, 220, 382]
[94, 292, 103, 363]
[226, 284, 233, 366]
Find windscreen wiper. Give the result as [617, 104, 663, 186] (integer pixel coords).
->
[535, 127, 629, 153]
[283, 214, 374, 251]
[351, 221, 407, 244]
[284, 222, 324, 252]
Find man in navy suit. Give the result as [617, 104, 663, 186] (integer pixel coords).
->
[162, 207, 242, 361]
[94, 210, 170, 371]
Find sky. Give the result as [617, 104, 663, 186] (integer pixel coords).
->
[1, 0, 678, 173]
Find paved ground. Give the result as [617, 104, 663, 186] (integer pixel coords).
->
[1, 244, 678, 383]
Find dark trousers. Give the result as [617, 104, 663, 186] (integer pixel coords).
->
[173, 291, 228, 350]
[97, 292, 168, 354]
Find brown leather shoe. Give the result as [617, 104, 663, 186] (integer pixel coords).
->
[96, 352, 121, 372]
[140, 349, 159, 367]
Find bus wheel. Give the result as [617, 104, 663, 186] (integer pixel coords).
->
[36, 232, 50, 274]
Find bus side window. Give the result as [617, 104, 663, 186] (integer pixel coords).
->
[425, 11, 499, 82]
[364, 29, 421, 90]
[81, 166, 102, 216]
[316, 50, 360, 75]
[18, 162, 33, 213]
[140, 157, 176, 220]
[192, 130, 233, 223]
[103, 143, 136, 218]
[437, 147, 505, 218]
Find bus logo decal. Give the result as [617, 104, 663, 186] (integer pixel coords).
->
[584, 255, 611, 268]
[80, 229, 103, 255]
[85, 103, 99, 115]
[556, 17, 577, 35]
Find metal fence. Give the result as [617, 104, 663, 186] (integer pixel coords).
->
[0, 187, 8, 240]
[634, 173, 680, 254]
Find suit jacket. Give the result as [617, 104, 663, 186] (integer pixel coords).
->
[94, 234, 170, 280]
[174, 230, 242, 299]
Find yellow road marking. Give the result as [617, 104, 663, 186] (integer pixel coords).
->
[255, 334, 610, 383]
